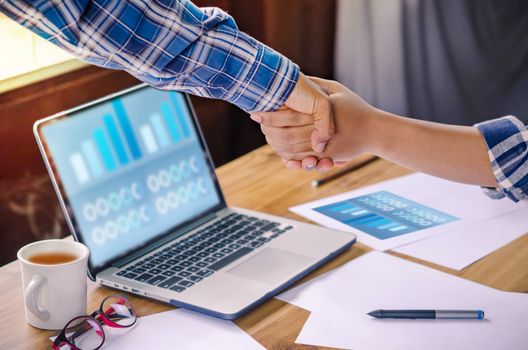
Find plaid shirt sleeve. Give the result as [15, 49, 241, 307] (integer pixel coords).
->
[475, 116, 528, 202]
[0, 0, 299, 113]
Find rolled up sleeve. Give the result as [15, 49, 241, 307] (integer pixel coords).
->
[475, 116, 528, 202]
[0, 0, 299, 113]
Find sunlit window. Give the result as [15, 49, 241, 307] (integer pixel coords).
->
[0, 14, 74, 81]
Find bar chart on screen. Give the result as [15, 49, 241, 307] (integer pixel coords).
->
[69, 94, 191, 185]
[314, 191, 458, 240]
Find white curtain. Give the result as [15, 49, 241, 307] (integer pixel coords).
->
[335, 0, 408, 116]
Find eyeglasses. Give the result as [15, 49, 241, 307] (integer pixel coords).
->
[51, 294, 137, 350]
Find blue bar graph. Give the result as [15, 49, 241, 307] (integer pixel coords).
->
[161, 102, 182, 142]
[378, 222, 400, 230]
[366, 218, 392, 228]
[330, 203, 353, 212]
[103, 115, 129, 165]
[314, 191, 458, 240]
[68, 94, 195, 185]
[112, 100, 142, 160]
[93, 128, 116, 171]
[81, 140, 103, 177]
[345, 213, 380, 225]
[150, 113, 170, 148]
[170, 92, 190, 137]
[351, 209, 368, 216]
[341, 207, 359, 214]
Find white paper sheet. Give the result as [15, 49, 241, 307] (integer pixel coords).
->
[290, 173, 528, 252]
[297, 305, 526, 350]
[78, 309, 264, 350]
[277, 252, 528, 350]
[394, 209, 528, 270]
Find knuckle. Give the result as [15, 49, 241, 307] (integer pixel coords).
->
[265, 136, 279, 149]
[260, 124, 273, 136]
[277, 150, 293, 159]
[291, 111, 302, 125]
[259, 113, 270, 125]
[266, 136, 293, 153]
[285, 141, 299, 154]
[278, 130, 294, 144]
[269, 145, 285, 158]
[283, 142, 296, 154]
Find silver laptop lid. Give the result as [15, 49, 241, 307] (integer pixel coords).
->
[34, 84, 225, 278]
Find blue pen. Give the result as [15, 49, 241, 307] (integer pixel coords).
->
[367, 309, 485, 320]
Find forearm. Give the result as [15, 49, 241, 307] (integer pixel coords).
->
[368, 110, 497, 187]
[0, 0, 298, 112]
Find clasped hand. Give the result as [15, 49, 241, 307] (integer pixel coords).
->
[251, 74, 375, 172]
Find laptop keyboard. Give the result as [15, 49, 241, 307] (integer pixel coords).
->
[116, 213, 293, 293]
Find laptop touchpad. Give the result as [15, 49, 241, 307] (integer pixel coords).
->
[227, 248, 315, 285]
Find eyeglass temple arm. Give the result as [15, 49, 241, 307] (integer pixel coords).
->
[51, 297, 131, 349]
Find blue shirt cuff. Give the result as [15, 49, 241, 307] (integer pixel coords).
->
[231, 43, 299, 113]
[475, 116, 528, 202]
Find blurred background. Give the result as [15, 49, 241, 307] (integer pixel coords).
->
[0, 0, 527, 265]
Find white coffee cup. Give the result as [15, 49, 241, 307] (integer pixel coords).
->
[17, 239, 90, 330]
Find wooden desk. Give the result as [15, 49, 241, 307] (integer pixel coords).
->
[1, 146, 527, 349]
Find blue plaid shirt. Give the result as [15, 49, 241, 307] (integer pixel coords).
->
[0, 0, 299, 113]
[476, 116, 528, 202]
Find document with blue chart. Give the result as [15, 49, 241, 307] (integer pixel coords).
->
[41, 88, 221, 268]
[290, 173, 525, 251]
[314, 191, 458, 240]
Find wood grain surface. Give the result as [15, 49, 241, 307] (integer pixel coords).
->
[1, 146, 526, 349]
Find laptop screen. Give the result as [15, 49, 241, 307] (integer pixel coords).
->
[39, 86, 223, 271]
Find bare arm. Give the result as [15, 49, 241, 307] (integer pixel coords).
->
[369, 110, 496, 187]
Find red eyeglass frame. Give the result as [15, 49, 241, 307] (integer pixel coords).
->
[51, 294, 137, 350]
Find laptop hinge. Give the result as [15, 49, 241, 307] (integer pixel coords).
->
[112, 211, 221, 268]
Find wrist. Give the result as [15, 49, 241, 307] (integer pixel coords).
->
[360, 107, 387, 156]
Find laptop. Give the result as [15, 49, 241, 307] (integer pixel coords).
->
[34, 84, 355, 319]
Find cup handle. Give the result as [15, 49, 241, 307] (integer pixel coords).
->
[25, 275, 50, 321]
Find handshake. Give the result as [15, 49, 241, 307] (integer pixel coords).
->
[250, 73, 497, 190]
[250, 73, 376, 172]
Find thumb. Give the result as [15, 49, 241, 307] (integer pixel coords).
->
[307, 76, 342, 95]
[285, 73, 334, 153]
